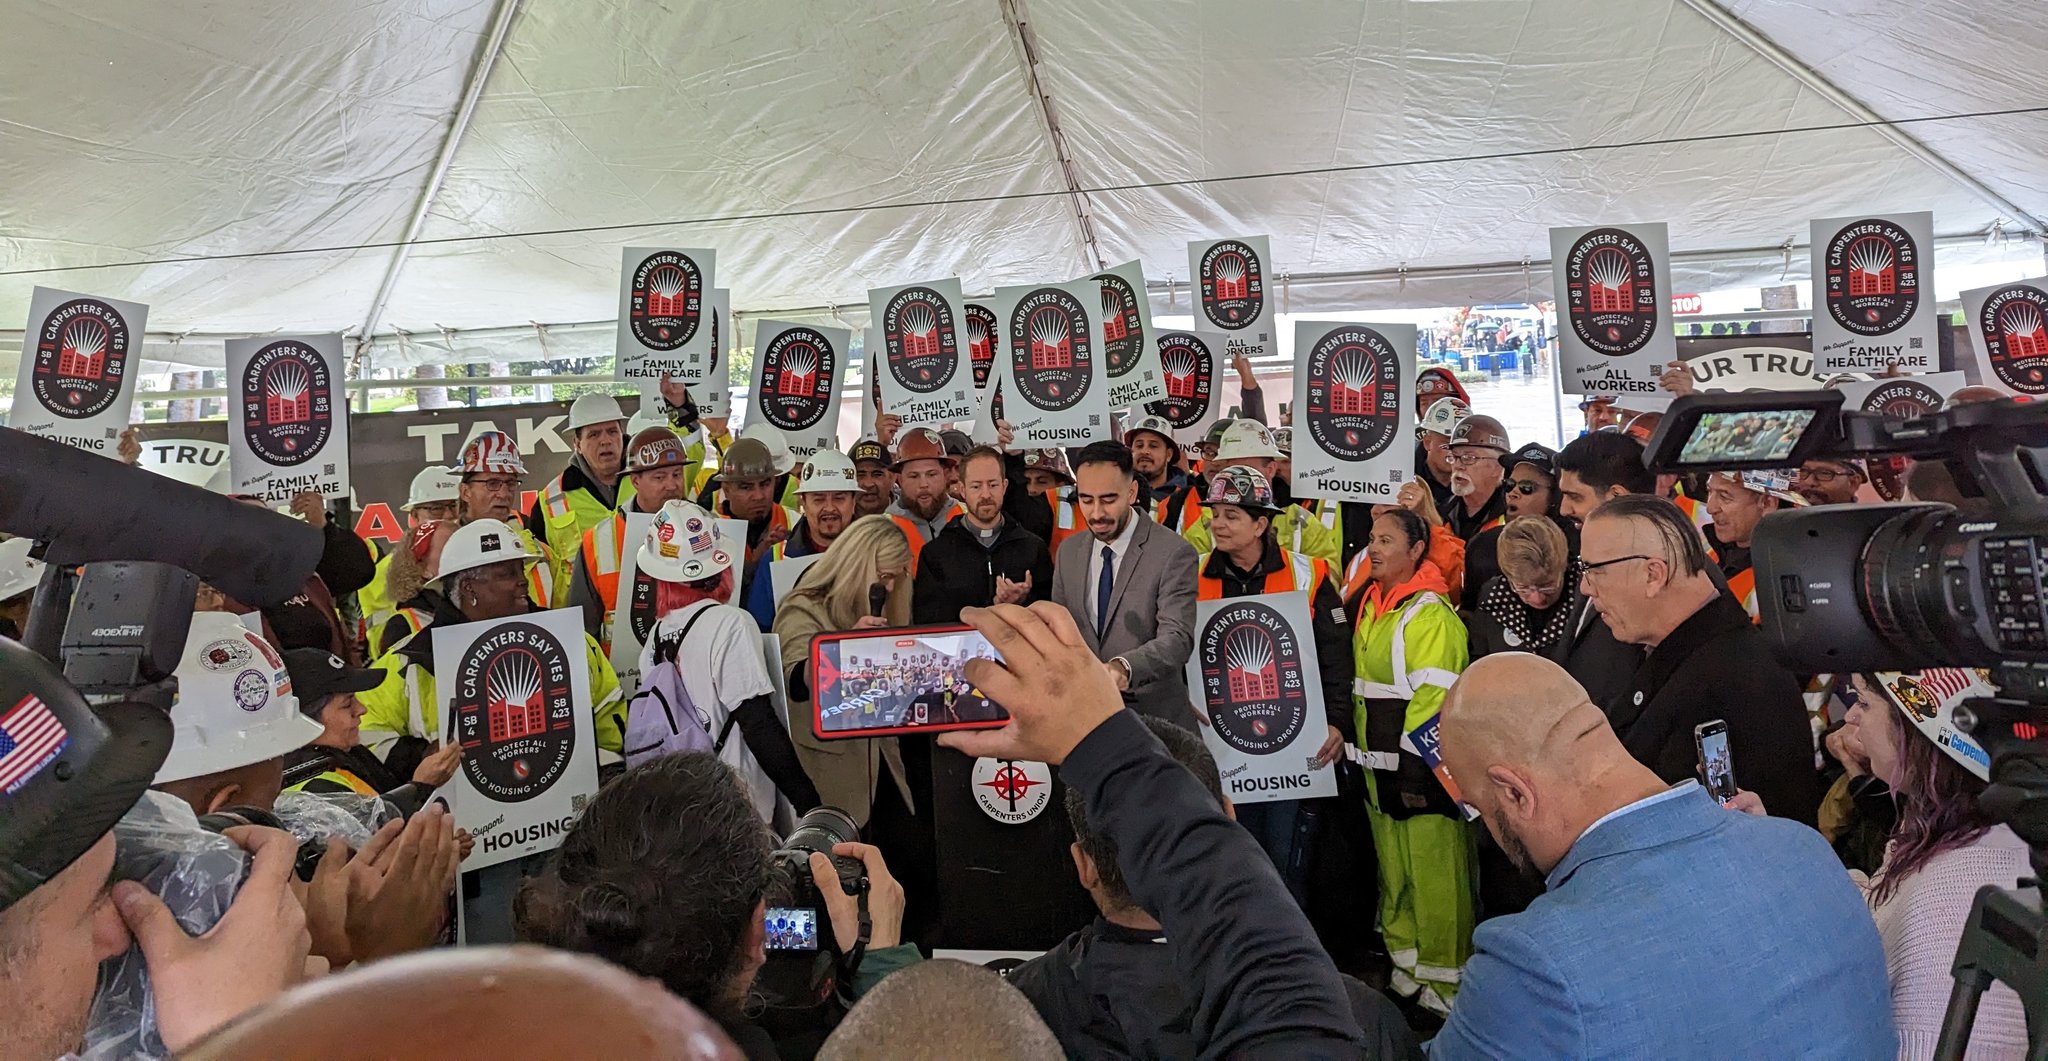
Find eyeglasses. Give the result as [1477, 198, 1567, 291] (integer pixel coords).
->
[1508, 580, 1560, 598]
[1447, 451, 1500, 467]
[466, 477, 521, 493]
[1579, 554, 1653, 577]
[1794, 467, 1847, 483]
[1508, 480, 1546, 496]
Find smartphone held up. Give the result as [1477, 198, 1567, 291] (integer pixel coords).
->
[1695, 720, 1736, 803]
[810, 624, 1009, 739]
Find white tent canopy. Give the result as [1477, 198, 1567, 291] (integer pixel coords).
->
[2, 0, 2045, 373]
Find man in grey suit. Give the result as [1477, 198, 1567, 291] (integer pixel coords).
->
[1052, 441, 1199, 725]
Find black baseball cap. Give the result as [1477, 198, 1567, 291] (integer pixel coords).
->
[284, 648, 387, 717]
[848, 438, 890, 468]
[1500, 442, 1559, 478]
[0, 638, 173, 911]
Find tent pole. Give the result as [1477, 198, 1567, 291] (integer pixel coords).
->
[355, 0, 525, 346]
[1675, 0, 2044, 235]
[1000, 0, 1105, 273]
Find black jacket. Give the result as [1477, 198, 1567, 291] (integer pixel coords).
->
[1412, 440, 1457, 516]
[1198, 542, 1356, 742]
[911, 514, 1053, 625]
[1613, 592, 1821, 827]
[1466, 571, 1579, 660]
[1058, 710, 1364, 1057]
[1009, 917, 1420, 1061]
[1547, 591, 1642, 720]
[1463, 514, 1578, 605]
[1443, 484, 1508, 544]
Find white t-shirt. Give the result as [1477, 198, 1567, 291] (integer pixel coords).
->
[639, 600, 780, 822]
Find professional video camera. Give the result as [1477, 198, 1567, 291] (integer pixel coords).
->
[1644, 391, 2048, 1056]
[754, 806, 870, 1016]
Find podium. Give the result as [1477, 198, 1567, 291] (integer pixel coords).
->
[924, 744, 1096, 951]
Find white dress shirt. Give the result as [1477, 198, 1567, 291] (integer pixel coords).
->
[1086, 511, 1141, 627]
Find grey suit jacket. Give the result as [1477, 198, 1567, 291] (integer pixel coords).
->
[1053, 514, 1199, 724]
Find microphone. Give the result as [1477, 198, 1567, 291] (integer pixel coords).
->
[868, 583, 888, 618]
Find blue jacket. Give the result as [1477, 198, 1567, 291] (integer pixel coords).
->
[743, 520, 826, 631]
[1430, 784, 1895, 1060]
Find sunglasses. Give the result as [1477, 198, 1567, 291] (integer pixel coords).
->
[1508, 480, 1547, 496]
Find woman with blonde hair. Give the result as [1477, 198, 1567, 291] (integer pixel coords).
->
[772, 513, 915, 825]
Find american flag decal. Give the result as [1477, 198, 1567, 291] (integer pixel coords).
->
[0, 694, 69, 794]
[1914, 668, 1980, 707]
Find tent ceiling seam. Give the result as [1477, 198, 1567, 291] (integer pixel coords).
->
[1675, 0, 2046, 236]
[999, 0, 1104, 274]
[354, 0, 525, 353]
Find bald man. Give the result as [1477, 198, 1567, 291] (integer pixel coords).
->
[1426, 654, 1894, 1060]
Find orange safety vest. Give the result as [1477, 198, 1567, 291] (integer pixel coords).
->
[1152, 486, 1205, 535]
[886, 502, 960, 575]
[1198, 550, 1328, 600]
[1043, 490, 1081, 557]
[1728, 564, 1759, 623]
[581, 513, 633, 644]
[1478, 514, 1507, 534]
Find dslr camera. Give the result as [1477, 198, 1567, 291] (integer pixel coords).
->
[755, 807, 870, 1012]
[1645, 391, 2048, 1056]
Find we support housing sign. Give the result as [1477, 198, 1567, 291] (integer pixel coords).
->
[11, 286, 148, 455]
[993, 281, 1110, 446]
[749, 319, 848, 458]
[617, 247, 717, 384]
[1185, 591, 1336, 805]
[225, 333, 351, 502]
[1188, 236, 1276, 361]
[1289, 321, 1414, 503]
[436, 607, 599, 871]
[1811, 212, 1937, 373]
[1549, 222, 1675, 403]
[869, 278, 977, 424]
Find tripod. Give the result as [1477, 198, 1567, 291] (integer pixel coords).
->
[1936, 696, 2048, 1060]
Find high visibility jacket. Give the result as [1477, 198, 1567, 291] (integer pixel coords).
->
[359, 627, 626, 755]
[1674, 493, 1720, 565]
[1162, 487, 1342, 567]
[1043, 489, 1082, 557]
[1728, 563, 1759, 622]
[580, 511, 637, 653]
[513, 524, 560, 609]
[535, 468, 632, 602]
[369, 605, 432, 660]
[356, 550, 398, 646]
[1340, 525, 1468, 609]
[1350, 563, 1467, 770]
[885, 501, 962, 576]
[1196, 549, 1328, 600]
[1289, 498, 1344, 558]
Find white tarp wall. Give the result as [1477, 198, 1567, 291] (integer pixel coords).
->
[3, 0, 2046, 377]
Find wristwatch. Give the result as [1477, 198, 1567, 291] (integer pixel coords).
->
[1109, 656, 1132, 684]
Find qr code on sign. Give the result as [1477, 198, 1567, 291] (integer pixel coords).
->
[1909, 337, 1924, 349]
[323, 463, 336, 475]
[1388, 470, 1404, 483]
[1088, 414, 1102, 427]
[572, 794, 588, 814]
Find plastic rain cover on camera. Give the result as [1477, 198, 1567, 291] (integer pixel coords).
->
[269, 788, 402, 850]
[81, 792, 249, 1061]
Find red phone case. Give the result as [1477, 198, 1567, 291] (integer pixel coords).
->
[809, 624, 1011, 740]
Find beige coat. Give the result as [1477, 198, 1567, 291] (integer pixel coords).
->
[773, 591, 912, 825]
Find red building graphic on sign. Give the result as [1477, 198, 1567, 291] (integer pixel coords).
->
[1212, 253, 1249, 300]
[1847, 237, 1897, 296]
[899, 304, 940, 359]
[2000, 303, 2048, 360]
[967, 321, 993, 364]
[57, 320, 109, 380]
[1328, 353, 1376, 415]
[486, 652, 548, 742]
[1162, 347, 1199, 398]
[264, 362, 311, 423]
[1586, 248, 1634, 313]
[646, 264, 689, 316]
[778, 345, 818, 396]
[1029, 310, 1073, 370]
[1225, 633, 1278, 700]
[1100, 288, 1129, 342]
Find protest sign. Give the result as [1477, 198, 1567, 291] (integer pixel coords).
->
[1811, 212, 1937, 373]
[684, 289, 733, 416]
[11, 286, 148, 455]
[1551, 222, 1675, 401]
[965, 301, 999, 393]
[226, 333, 350, 502]
[993, 281, 1110, 447]
[1187, 236, 1276, 361]
[1092, 260, 1166, 408]
[1959, 276, 2048, 397]
[1142, 329, 1222, 442]
[1289, 321, 1414, 504]
[606, 512, 660, 697]
[436, 607, 598, 871]
[870, 278, 976, 423]
[769, 553, 826, 611]
[749, 319, 847, 458]
[1185, 591, 1337, 805]
[1833, 371, 1967, 418]
[617, 248, 716, 384]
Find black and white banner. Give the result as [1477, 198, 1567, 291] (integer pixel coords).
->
[1185, 591, 1336, 805]
[1142, 329, 1223, 442]
[1811, 212, 1937, 373]
[225, 333, 351, 502]
[1959, 276, 2048, 398]
[1187, 236, 1276, 361]
[749, 319, 847, 458]
[1091, 260, 1167, 408]
[869, 278, 976, 424]
[992, 281, 1110, 446]
[1833, 371, 1967, 419]
[1550, 222, 1675, 401]
[436, 607, 599, 871]
[617, 247, 717, 384]
[1289, 321, 1414, 503]
[686, 289, 733, 416]
[10, 286, 148, 455]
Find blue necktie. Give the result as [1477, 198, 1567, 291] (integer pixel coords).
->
[1095, 545, 1115, 640]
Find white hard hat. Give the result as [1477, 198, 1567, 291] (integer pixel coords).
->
[432, 518, 539, 586]
[739, 423, 796, 475]
[796, 449, 860, 494]
[0, 538, 45, 600]
[1418, 397, 1470, 438]
[402, 467, 463, 512]
[156, 614, 321, 784]
[638, 501, 739, 583]
[1215, 420, 1282, 462]
[567, 393, 629, 432]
